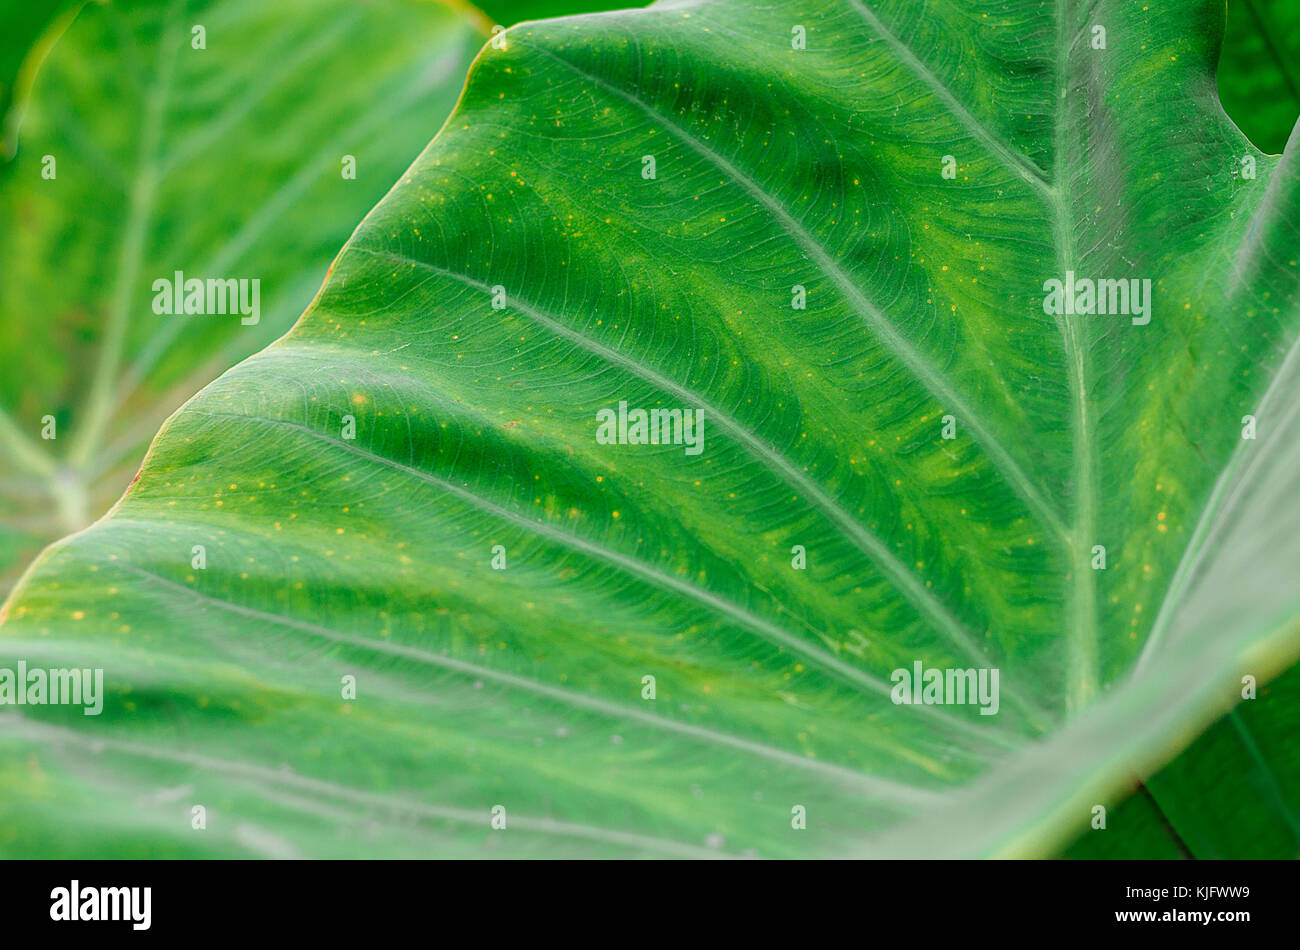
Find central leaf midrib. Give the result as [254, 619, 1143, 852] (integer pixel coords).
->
[1051, 0, 1099, 714]
[838, 0, 1102, 709]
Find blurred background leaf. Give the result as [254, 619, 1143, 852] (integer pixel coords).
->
[0, 0, 487, 593]
[0, 0, 80, 161]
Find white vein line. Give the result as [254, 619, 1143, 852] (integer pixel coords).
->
[349, 246, 1047, 730]
[358, 247, 1050, 728]
[0, 715, 731, 858]
[114, 20, 479, 411]
[843, 0, 1051, 191]
[531, 44, 1069, 545]
[1048, 0, 1098, 711]
[189, 406, 1024, 749]
[115, 562, 950, 806]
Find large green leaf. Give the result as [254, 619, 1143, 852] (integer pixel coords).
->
[0, 0, 486, 591]
[2, 0, 1299, 858]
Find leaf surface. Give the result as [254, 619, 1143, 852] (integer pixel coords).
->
[2, 0, 1299, 857]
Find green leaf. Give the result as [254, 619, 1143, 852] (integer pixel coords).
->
[3, 0, 1299, 858]
[0, 0, 486, 591]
